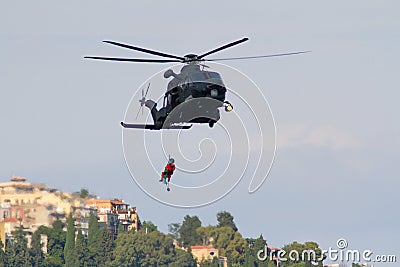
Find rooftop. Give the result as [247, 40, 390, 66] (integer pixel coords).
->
[10, 177, 26, 182]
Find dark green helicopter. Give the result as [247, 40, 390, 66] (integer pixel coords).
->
[85, 38, 308, 130]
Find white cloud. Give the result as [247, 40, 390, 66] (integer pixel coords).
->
[277, 124, 362, 151]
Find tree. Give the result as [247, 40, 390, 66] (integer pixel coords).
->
[211, 256, 220, 267]
[226, 232, 246, 265]
[79, 188, 89, 198]
[86, 213, 114, 266]
[199, 257, 220, 267]
[196, 225, 216, 246]
[213, 226, 235, 256]
[168, 223, 181, 241]
[4, 239, 14, 266]
[117, 223, 125, 234]
[179, 215, 202, 247]
[169, 246, 197, 267]
[137, 217, 142, 231]
[0, 238, 5, 267]
[217, 211, 238, 232]
[41, 220, 66, 267]
[6, 227, 32, 267]
[244, 246, 255, 267]
[112, 229, 196, 267]
[135, 231, 174, 266]
[87, 213, 115, 266]
[87, 213, 100, 266]
[64, 213, 76, 267]
[226, 251, 233, 267]
[96, 229, 114, 266]
[141, 221, 157, 233]
[244, 236, 268, 267]
[30, 230, 44, 267]
[74, 230, 88, 267]
[253, 235, 268, 267]
[303, 241, 323, 265]
[111, 231, 137, 267]
[88, 213, 99, 246]
[282, 241, 324, 267]
[282, 241, 303, 266]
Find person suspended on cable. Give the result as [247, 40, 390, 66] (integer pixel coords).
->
[160, 157, 175, 184]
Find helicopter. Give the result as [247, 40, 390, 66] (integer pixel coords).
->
[85, 37, 309, 130]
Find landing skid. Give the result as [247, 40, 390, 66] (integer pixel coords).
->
[121, 122, 192, 130]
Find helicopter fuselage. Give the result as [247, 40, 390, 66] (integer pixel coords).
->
[148, 64, 229, 128]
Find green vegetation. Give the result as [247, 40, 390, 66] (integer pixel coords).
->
[280, 241, 325, 267]
[79, 188, 89, 199]
[179, 215, 202, 246]
[217, 211, 238, 232]
[31, 230, 44, 267]
[0, 238, 5, 267]
[0, 215, 196, 267]
[64, 213, 75, 266]
[141, 220, 158, 233]
[112, 229, 196, 267]
[1, 210, 331, 267]
[5, 227, 31, 266]
[174, 211, 255, 266]
[74, 229, 88, 267]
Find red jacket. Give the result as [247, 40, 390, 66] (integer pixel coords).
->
[162, 163, 175, 178]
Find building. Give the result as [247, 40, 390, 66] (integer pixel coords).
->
[0, 177, 96, 242]
[85, 198, 139, 236]
[71, 204, 98, 237]
[0, 176, 140, 247]
[189, 245, 228, 267]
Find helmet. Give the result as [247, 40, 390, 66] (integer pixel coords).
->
[168, 158, 175, 164]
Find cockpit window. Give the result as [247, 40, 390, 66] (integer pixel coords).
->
[190, 72, 207, 81]
[207, 72, 221, 79]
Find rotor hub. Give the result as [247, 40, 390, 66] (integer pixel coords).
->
[183, 54, 199, 62]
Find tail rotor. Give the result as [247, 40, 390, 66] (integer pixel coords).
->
[136, 83, 151, 119]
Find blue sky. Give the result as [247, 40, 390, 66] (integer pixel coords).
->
[1, 1, 399, 265]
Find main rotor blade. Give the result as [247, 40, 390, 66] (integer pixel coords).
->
[103, 40, 185, 61]
[135, 107, 142, 119]
[144, 83, 150, 98]
[205, 51, 311, 61]
[84, 56, 181, 63]
[197, 37, 249, 59]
